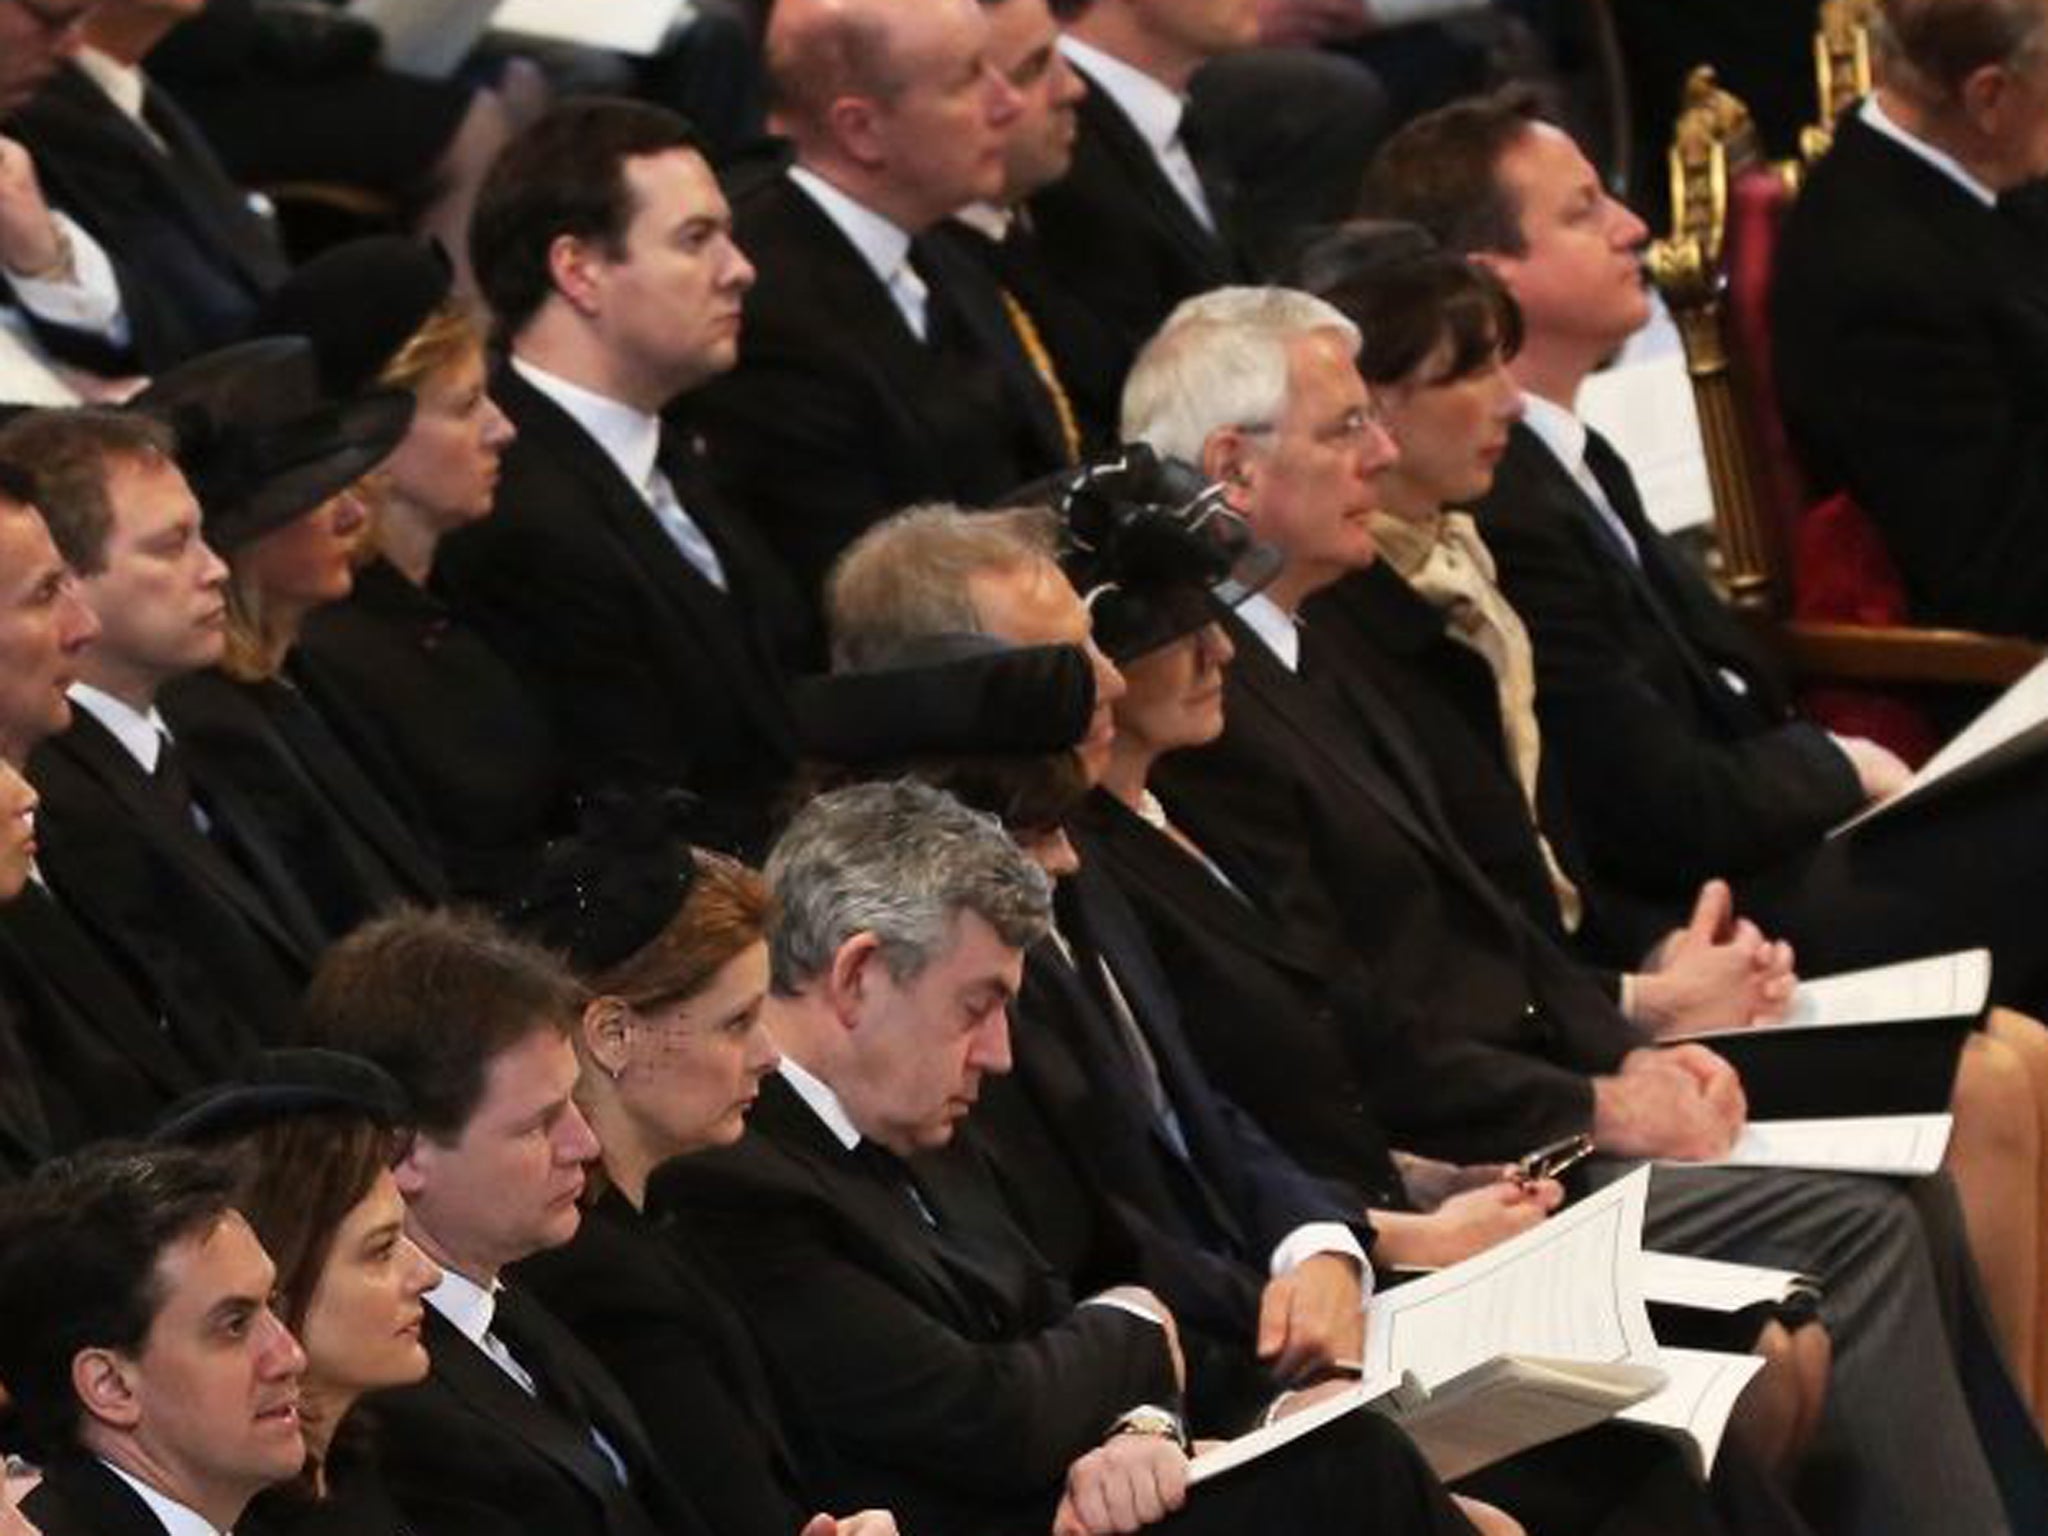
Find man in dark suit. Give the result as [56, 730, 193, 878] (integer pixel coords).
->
[1367, 94, 2048, 1005]
[825, 506, 1375, 1427]
[303, 905, 723, 1536]
[3, 0, 288, 374]
[0, 1147, 308, 1536]
[1774, 0, 2048, 638]
[1123, 283, 2048, 1536]
[689, 0, 1073, 605]
[657, 779, 1490, 1536]
[0, 460, 207, 1150]
[440, 99, 800, 854]
[8, 408, 318, 1060]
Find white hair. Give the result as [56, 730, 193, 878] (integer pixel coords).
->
[1119, 286, 1361, 464]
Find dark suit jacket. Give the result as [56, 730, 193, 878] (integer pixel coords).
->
[0, 880, 209, 1149]
[373, 1289, 712, 1536]
[1152, 608, 1641, 1161]
[24, 1456, 199, 1536]
[1774, 108, 2048, 637]
[29, 710, 311, 1057]
[652, 1075, 1178, 1536]
[691, 172, 1069, 603]
[510, 1189, 818, 1536]
[162, 670, 449, 936]
[1475, 421, 1863, 907]
[1026, 67, 1240, 378]
[297, 559, 564, 900]
[0, 985, 52, 1180]
[434, 364, 798, 854]
[12, 63, 287, 373]
[1072, 789, 1406, 1208]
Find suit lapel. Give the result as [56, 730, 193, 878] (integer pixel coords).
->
[25, 1457, 180, 1536]
[1069, 75, 1229, 281]
[41, 714, 312, 961]
[137, 80, 287, 288]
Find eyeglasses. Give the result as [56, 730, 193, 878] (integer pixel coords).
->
[1235, 400, 1392, 449]
[7, 0, 94, 35]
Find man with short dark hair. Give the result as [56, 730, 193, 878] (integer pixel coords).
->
[439, 97, 800, 854]
[1776, 0, 2048, 637]
[6, 406, 316, 1083]
[689, 0, 1075, 603]
[0, 1146, 307, 1536]
[303, 905, 721, 1536]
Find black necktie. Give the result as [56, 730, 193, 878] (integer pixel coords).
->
[489, 1287, 630, 1486]
[151, 732, 200, 829]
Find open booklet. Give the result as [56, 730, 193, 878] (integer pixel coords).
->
[1832, 654, 2048, 837]
[1192, 1170, 1760, 1487]
[1663, 950, 1984, 1122]
[1683, 1113, 1953, 1176]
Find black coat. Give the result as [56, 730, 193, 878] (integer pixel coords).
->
[1025, 68, 1240, 378]
[1153, 609, 1641, 1162]
[296, 559, 564, 899]
[162, 669, 449, 936]
[12, 63, 286, 373]
[510, 1188, 819, 1536]
[1475, 421, 1863, 906]
[433, 364, 799, 855]
[691, 172, 1070, 604]
[0, 880, 210, 1148]
[652, 1074, 1178, 1536]
[372, 1291, 715, 1536]
[24, 1457, 201, 1536]
[1072, 789, 1405, 1207]
[0, 983, 51, 1180]
[28, 710, 312, 1056]
[1774, 108, 2048, 637]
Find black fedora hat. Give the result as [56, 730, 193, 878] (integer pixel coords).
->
[132, 336, 414, 552]
[1056, 445, 1279, 663]
[791, 633, 1097, 765]
[247, 236, 455, 398]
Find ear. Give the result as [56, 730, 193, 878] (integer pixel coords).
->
[546, 232, 608, 319]
[72, 1347, 142, 1432]
[826, 95, 889, 170]
[392, 1134, 436, 1200]
[581, 996, 633, 1080]
[1200, 427, 1258, 513]
[1960, 60, 2017, 137]
[824, 931, 885, 1029]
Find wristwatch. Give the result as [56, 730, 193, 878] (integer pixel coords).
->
[1108, 1404, 1189, 1451]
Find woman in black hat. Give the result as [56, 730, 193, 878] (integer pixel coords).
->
[157, 1051, 441, 1536]
[276, 239, 564, 900]
[503, 801, 897, 1536]
[144, 334, 451, 938]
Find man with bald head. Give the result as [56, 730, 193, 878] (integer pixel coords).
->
[1775, 0, 2048, 637]
[691, 0, 1077, 609]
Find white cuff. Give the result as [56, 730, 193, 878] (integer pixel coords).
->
[8, 211, 129, 345]
[1268, 1221, 1373, 1299]
[1081, 1294, 1169, 1329]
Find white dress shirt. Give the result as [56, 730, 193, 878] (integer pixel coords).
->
[1519, 391, 1642, 565]
[787, 164, 929, 340]
[1235, 591, 1303, 672]
[68, 683, 172, 773]
[1058, 36, 1216, 234]
[103, 1460, 228, 1536]
[509, 355, 728, 589]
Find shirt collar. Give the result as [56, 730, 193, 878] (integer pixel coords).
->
[952, 201, 1013, 242]
[68, 683, 169, 773]
[1059, 36, 1186, 155]
[788, 165, 915, 290]
[510, 355, 661, 494]
[776, 1056, 863, 1152]
[1861, 94, 1999, 208]
[424, 1265, 499, 1349]
[74, 48, 147, 127]
[101, 1460, 229, 1536]
[1517, 391, 1588, 476]
[1235, 591, 1301, 672]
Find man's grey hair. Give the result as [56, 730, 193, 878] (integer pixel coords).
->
[826, 502, 1061, 671]
[1874, 0, 2048, 102]
[1121, 286, 1361, 464]
[766, 778, 1053, 993]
